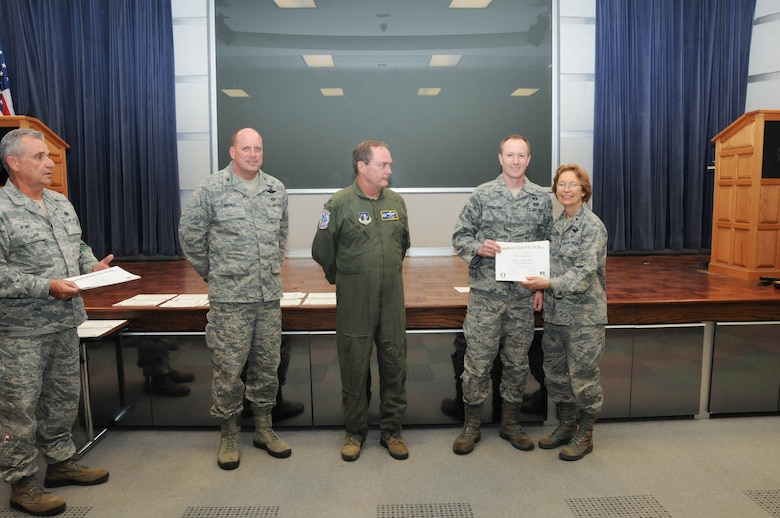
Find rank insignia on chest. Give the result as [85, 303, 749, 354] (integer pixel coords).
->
[358, 212, 372, 225]
[380, 210, 399, 221]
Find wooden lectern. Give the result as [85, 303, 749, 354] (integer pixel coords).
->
[0, 116, 69, 198]
[709, 110, 780, 280]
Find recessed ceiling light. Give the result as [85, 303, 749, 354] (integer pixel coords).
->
[274, 0, 317, 8]
[448, 0, 492, 8]
[428, 55, 462, 67]
[417, 88, 441, 96]
[303, 55, 335, 68]
[320, 88, 344, 96]
[221, 89, 249, 97]
[510, 88, 539, 97]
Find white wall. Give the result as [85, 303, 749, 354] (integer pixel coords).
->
[745, 0, 780, 111]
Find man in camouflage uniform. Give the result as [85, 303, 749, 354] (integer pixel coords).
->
[179, 128, 291, 470]
[0, 129, 111, 516]
[451, 134, 552, 455]
[312, 140, 411, 462]
[523, 163, 607, 461]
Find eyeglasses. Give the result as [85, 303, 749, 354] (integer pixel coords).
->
[557, 182, 581, 190]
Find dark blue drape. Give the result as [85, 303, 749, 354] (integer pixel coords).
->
[0, 0, 180, 257]
[593, 0, 755, 252]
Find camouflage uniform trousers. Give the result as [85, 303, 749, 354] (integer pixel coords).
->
[206, 301, 281, 421]
[462, 288, 535, 406]
[541, 322, 605, 414]
[0, 329, 80, 484]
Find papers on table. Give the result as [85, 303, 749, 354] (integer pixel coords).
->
[281, 292, 306, 307]
[301, 292, 337, 306]
[111, 292, 337, 308]
[77, 319, 128, 338]
[160, 294, 210, 308]
[495, 240, 550, 282]
[113, 294, 178, 306]
[113, 293, 208, 308]
[67, 266, 140, 290]
[454, 286, 470, 293]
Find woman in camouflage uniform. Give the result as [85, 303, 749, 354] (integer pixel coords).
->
[523, 163, 608, 461]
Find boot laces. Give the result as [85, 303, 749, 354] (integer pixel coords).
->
[571, 427, 590, 446]
[16, 478, 46, 499]
[552, 420, 575, 438]
[263, 428, 282, 442]
[459, 424, 479, 440]
[222, 433, 238, 451]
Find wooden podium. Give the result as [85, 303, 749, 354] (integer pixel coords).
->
[0, 116, 69, 198]
[709, 110, 780, 280]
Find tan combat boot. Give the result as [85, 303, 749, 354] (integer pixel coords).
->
[44, 461, 109, 487]
[218, 417, 240, 470]
[560, 411, 600, 461]
[11, 475, 67, 516]
[539, 402, 578, 449]
[452, 403, 482, 455]
[499, 401, 535, 451]
[341, 434, 362, 462]
[380, 434, 409, 460]
[253, 413, 291, 458]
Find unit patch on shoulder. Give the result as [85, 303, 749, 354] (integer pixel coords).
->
[380, 210, 399, 221]
[318, 209, 331, 230]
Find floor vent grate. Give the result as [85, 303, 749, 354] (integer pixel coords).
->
[427, 347, 451, 364]
[745, 489, 780, 517]
[286, 366, 310, 386]
[181, 506, 279, 517]
[407, 363, 434, 383]
[376, 502, 473, 518]
[310, 363, 328, 383]
[566, 495, 671, 517]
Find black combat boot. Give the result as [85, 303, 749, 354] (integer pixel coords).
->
[272, 387, 304, 422]
[520, 385, 548, 414]
[440, 379, 465, 421]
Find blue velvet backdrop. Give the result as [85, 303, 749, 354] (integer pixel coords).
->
[593, 0, 756, 252]
[0, 0, 180, 257]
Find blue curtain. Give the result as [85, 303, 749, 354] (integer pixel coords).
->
[593, 0, 755, 252]
[0, 0, 180, 257]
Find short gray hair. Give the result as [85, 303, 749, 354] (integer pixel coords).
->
[1, 129, 45, 172]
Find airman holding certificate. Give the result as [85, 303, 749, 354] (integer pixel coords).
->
[451, 134, 552, 455]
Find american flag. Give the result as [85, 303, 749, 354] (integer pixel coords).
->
[1, 41, 16, 116]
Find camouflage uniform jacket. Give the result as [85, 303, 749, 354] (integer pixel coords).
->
[0, 182, 98, 336]
[178, 163, 288, 303]
[452, 174, 553, 295]
[311, 180, 410, 284]
[543, 204, 608, 325]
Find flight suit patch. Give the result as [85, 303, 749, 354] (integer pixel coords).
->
[380, 210, 399, 221]
[318, 209, 330, 229]
[359, 212, 372, 225]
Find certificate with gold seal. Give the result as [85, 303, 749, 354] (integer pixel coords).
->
[495, 240, 550, 282]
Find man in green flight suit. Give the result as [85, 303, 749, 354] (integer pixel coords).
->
[312, 140, 411, 462]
